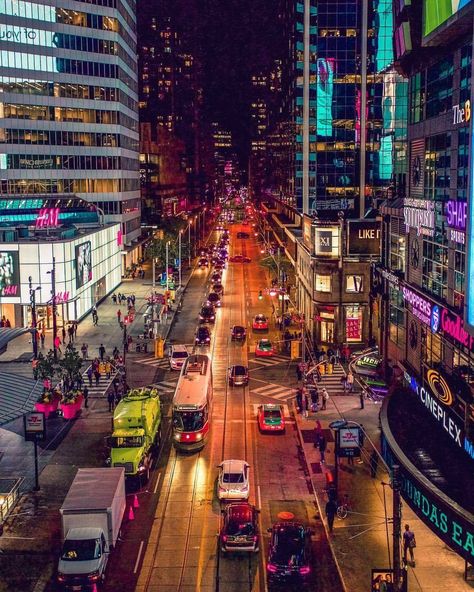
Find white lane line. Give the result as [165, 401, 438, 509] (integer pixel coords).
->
[153, 472, 161, 495]
[257, 485, 262, 511]
[133, 540, 144, 574]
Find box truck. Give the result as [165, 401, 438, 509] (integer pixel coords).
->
[57, 467, 125, 590]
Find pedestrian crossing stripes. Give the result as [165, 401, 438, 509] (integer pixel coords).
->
[250, 382, 296, 401]
[316, 363, 351, 396]
[248, 354, 291, 367]
[132, 356, 170, 369]
[149, 379, 178, 395]
[82, 366, 117, 398]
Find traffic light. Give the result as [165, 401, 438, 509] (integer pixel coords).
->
[258, 290, 263, 300]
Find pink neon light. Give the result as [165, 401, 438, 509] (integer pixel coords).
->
[35, 208, 60, 228]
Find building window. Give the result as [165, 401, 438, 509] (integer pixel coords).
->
[390, 234, 405, 273]
[345, 275, 363, 293]
[457, 128, 470, 201]
[422, 236, 448, 301]
[389, 288, 405, 346]
[454, 249, 465, 312]
[460, 44, 472, 104]
[426, 58, 453, 119]
[422, 329, 442, 365]
[424, 133, 451, 201]
[409, 71, 425, 124]
[315, 274, 332, 292]
[345, 305, 363, 343]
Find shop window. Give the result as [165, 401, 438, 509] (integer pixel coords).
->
[422, 329, 442, 365]
[315, 274, 332, 292]
[345, 305, 363, 343]
[345, 275, 363, 293]
[389, 287, 405, 347]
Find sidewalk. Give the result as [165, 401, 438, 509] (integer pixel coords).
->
[293, 380, 472, 592]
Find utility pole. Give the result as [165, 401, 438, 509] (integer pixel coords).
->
[392, 464, 402, 590]
[165, 241, 170, 293]
[51, 257, 58, 360]
[188, 222, 192, 267]
[29, 276, 38, 360]
[178, 230, 182, 290]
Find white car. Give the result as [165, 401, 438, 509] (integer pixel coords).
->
[217, 459, 250, 501]
[169, 344, 189, 371]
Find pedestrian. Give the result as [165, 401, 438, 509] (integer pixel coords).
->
[93, 311, 98, 326]
[319, 347, 326, 363]
[107, 391, 115, 412]
[115, 389, 122, 406]
[335, 347, 341, 363]
[322, 388, 329, 410]
[359, 390, 365, 409]
[347, 370, 354, 393]
[113, 376, 119, 396]
[403, 524, 416, 566]
[99, 343, 106, 361]
[62, 326, 66, 343]
[325, 497, 338, 533]
[296, 365, 302, 382]
[105, 359, 112, 380]
[319, 434, 327, 463]
[87, 365, 93, 387]
[40, 331, 45, 348]
[314, 421, 323, 449]
[113, 346, 120, 359]
[310, 387, 319, 412]
[94, 368, 101, 386]
[68, 325, 74, 342]
[295, 387, 303, 413]
[117, 309, 122, 324]
[341, 374, 348, 392]
[121, 294, 126, 304]
[81, 343, 88, 360]
[370, 450, 379, 478]
[83, 386, 89, 409]
[131, 294, 136, 306]
[112, 294, 117, 304]
[301, 391, 309, 419]
[54, 335, 62, 354]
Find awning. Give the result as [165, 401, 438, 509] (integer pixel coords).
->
[0, 327, 31, 355]
[0, 372, 43, 426]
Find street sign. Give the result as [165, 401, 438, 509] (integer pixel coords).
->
[337, 427, 361, 458]
[24, 411, 46, 441]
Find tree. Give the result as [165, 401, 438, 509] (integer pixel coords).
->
[259, 255, 293, 277]
[59, 349, 83, 385]
[35, 350, 59, 381]
[146, 226, 190, 270]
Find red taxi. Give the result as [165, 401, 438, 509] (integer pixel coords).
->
[257, 404, 285, 433]
[252, 314, 268, 330]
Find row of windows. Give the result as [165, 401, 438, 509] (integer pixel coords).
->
[315, 274, 364, 293]
[2, 103, 138, 132]
[0, 177, 139, 195]
[0, 129, 138, 151]
[1, 52, 137, 93]
[3, 154, 139, 171]
[0, 79, 137, 112]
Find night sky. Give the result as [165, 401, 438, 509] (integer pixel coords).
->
[175, 0, 282, 161]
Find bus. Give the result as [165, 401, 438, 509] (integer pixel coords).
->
[172, 354, 213, 451]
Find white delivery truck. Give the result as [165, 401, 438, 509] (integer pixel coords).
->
[57, 467, 126, 590]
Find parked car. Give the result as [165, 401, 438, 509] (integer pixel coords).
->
[220, 503, 259, 553]
[231, 325, 246, 341]
[195, 326, 211, 345]
[228, 365, 249, 387]
[257, 404, 285, 433]
[217, 459, 250, 501]
[266, 522, 313, 585]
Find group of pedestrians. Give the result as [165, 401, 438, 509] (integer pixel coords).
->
[295, 384, 329, 418]
[107, 374, 128, 412]
[86, 357, 113, 387]
[111, 292, 136, 307]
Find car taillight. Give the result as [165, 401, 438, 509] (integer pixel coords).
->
[267, 563, 277, 573]
[57, 573, 66, 583]
[299, 566, 311, 575]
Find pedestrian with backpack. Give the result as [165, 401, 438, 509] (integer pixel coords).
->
[321, 388, 329, 410]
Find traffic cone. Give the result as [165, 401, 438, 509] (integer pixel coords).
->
[133, 494, 139, 509]
[128, 504, 135, 521]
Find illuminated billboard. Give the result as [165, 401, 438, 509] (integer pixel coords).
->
[424, 0, 474, 37]
[0, 251, 20, 297]
[75, 241, 92, 289]
[316, 58, 335, 138]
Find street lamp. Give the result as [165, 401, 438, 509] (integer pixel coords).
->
[122, 315, 129, 365]
[165, 240, 170, 293]
[188, 221, 192, 267]
[46, 257, 58, 360]
[28, 276, 41, 359]
[178, 230, 182, 290]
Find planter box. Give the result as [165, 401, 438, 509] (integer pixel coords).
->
[34, 398, 60, 419]
[60, 396, 83, 420]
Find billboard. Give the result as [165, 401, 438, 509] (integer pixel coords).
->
[424, 0, 474, 37]
[75, 241, 92, 288]
[0, 251, 20, 297]
[347, 221, 381, 256]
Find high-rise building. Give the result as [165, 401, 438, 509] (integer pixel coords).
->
[372, 0, 474, 573]
[0, 0, 141, 252]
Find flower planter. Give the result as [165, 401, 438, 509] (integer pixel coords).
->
[60, 395, 84, 420]
[34, 397, 60, 419]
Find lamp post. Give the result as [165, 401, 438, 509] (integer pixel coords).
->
[28, 276, 41, 360]
[47, 257, 58, 360]
[194, 217, 197, 257]
[178, 230, 182, 290]
[188, 221, 192, 267]
[122, 315, 128, 365]
[165, 240, 170, 293]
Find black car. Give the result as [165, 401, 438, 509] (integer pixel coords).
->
[198, 258, 209, 268]
[195, 326, 211, 345]
[207, 292, 221, 308]
[199, 305, 216, 324]
[228, 365, 249, 386]
[211, 272, 222, 283]
[231, 325, 246, 341]
[220, 503, 259, 553]
[212, 283, 224, 296]
[267, 522, 312, 585]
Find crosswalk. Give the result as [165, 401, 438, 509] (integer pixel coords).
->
[149, 379, 178, 396]
[82, 366, 117, 398]
[315, 362, 350, 396]
[249, 354, 291, 368]
[250, 382, 296, 401]
[132, 355, 170, 370]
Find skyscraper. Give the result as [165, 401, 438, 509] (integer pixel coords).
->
[0, 0, 141, 251]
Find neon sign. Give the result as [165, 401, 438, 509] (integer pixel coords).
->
[402, 286, 433, 326]
[446, 200, 466, 244]
[441, 307, 474, 350]
[35, 208, 59, 228]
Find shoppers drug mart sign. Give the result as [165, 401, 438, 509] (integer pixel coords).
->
[402, 286, 434, 326]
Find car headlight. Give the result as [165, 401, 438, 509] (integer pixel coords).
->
[195, 432, 203, 441]
[174, 433, 182, 441]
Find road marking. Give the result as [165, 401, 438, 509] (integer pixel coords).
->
[133, 540, 144, 574]
[153, 472, 161, 495]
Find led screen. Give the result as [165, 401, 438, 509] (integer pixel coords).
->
[424, 0, 474, 37]
[0, 251, 20, 296]
[316, 58, 335, 138]
[75, 241, 92, 289]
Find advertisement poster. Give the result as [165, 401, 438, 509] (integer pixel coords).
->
[346, 317, 361, 340]
[0, 251, 20, 296]
[347, 221, 381, 256]
[371, 569, 394, 591]
[424, 0, 473, 37]
[75, 241, 92, 288]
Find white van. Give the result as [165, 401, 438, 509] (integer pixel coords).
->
[169, 345, 189, 370]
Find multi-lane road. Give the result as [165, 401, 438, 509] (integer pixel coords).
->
[104, 222, 343, 592]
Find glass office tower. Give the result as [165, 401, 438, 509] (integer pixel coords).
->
[0, 0, 141, 246]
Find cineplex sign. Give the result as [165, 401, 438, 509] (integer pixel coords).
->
[402, 285, 474, 352]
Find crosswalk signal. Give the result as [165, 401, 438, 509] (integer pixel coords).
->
[290, 340, 300, 360]
[258, 290, 263, 300]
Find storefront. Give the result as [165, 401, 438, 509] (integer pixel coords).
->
[0, 224, 121, 328]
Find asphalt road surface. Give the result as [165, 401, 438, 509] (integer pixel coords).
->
[103, 223, 343, 592]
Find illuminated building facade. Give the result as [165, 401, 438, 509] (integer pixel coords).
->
[0, 0, 141, 251]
